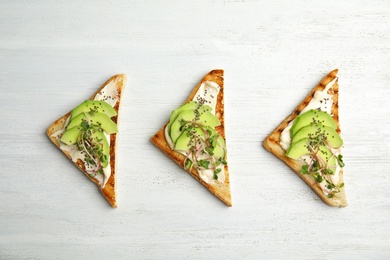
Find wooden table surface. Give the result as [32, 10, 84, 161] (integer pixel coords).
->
[1, 1, 389, 259]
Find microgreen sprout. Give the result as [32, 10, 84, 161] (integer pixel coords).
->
[337, 154, 345, 167]
[213, 168, 221, 180]
[298, 129, 345, 197]
[180, 117, 227, 182]
[75, 112, 107, 179]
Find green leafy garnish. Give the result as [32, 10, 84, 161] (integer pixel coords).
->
[312, 173, 323, 183]
[215, 157, 227, 167]
[326, 180, 335, 190]
[198, 160, 210, 169]
[214, 168, 221, 180]
[177, 103, 227, 182]
[205, 146, 215, 156]
[185, 159, 192, 170]
[297, 125, 345, 198]
[300, 165, 309, 175]
[81, 121, 89, 131]
[312, 160, 320, 172]
[324, 169, 334, 175]
[75, 117, 108, 179]
[337, 154, 345, 167]
[215, 157, 222, 167]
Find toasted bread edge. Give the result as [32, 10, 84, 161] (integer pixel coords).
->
[47, 74, 126, 208]
[263, 69, 347, 207]
[150, 70, 232, 206]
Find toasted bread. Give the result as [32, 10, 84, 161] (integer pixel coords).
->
[151, 70, 232, 206]
[47, 74, 126, 208]
[263, 69, 347, 207]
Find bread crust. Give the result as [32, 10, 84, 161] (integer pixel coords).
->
[263, 69, 347, 207]
[150, 70, 232, 206]
[47, 74, 126, 208]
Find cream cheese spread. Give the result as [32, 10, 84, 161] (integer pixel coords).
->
[279, 77, 341, 195]
[280, 77, 336, 150]
[51, 83, 119, 188]
[164, 81, 225, 184]
[94, 81, 119, 107]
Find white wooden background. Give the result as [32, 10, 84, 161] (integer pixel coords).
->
[1, 0, 389, 259]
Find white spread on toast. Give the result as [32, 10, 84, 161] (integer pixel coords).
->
[279, 77, 341, 195]
[51, 83, 119, 187]
[195, 81, 220, 113]
[94, 81, 119, 107]
[280, 78, 336, 150]
[164, 81, 225, 184]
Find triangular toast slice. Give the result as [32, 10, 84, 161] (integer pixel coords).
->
[263, 69, 347, 207]
[47, 74, 126, 208]
[151, 70, 232, 206]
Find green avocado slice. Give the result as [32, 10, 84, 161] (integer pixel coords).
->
[212, 135, 226, 160]
[70, 100, 117, 121]
[59, 127, 109, 168]
[292, 124, 343, 149]
[60, 126, 82, 145]
[174, 126, 226, 160]
[67, 112, 118, 134]
[291, 110, 337, 137]
[168, 102, 212, 134]
[286, 138, 337, 171]
[317, 145, 337, 171]
[169, 109, 220, 143]
[174, 127, 206, 152]
[285, 138, 312, 160]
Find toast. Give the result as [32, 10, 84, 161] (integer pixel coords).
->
[263, 69, 347, 207]
[151, 70, 232, 206]
[47, 74, 126, 208]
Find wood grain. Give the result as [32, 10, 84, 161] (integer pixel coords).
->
[0, 0, 390, 259]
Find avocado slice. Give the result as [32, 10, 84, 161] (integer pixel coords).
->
[67, 112, 118, 134]
[60, 128, 109, 167]
[285, 138, 312, 159]
[169, 109, 220, 143]
[290, 110, 337, 137]
[292, 124, 343, 149]
[213, 135, 226, 159]
[91, 131, 110, 168]
[168, 101, 198, 134]
[317, 145, 337, 171]
[168, 102, 212, 134]
[174, 126, 226, 159]
[60, 126, 82, 145]
[174, 127, 206, 152]
[286, 138, 337, 171]
[70, 100, 117, 121]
